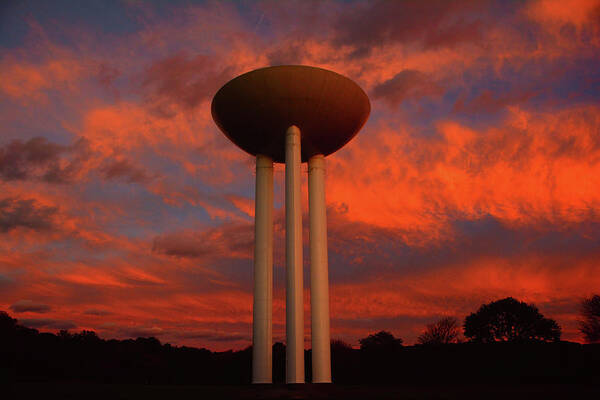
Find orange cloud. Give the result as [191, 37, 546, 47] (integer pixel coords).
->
[329, 254, 600, 345]
[326, 105, 600, 244]
[526, 0, 600, 27]
[0, 56, 86, 103]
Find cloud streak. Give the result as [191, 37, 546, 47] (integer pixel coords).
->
[0, 197, 59, 232]
[9, 299, 51, 313]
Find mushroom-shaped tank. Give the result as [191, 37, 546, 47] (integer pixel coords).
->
[211, 65, 370, 163]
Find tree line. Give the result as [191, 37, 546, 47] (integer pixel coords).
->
[365, 295, 599, 347]
[1, 295, 599, 384]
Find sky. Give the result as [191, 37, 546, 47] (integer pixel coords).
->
[0, 0, 599, 350]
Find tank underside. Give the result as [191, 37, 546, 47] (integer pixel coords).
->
[211, 65, 370, 163]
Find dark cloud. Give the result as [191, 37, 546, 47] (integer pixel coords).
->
[108, 324, 248, 342]
[9, 299, 51, 313]
[97, 63, 120, 88]
[536, 298, 581, 317]
[266, 38, 341, 66]
[267, 40, 311, 65]
[0, 137, 89, 183]
[0, 137, 153, 185]
[326, 206, 600, 284]
[98, 323, 169, 340]
[152, 223, 253, 259]
[141, 51, 234, 117]
[0, 197, 58, 233]
[372, 69, 442, 107]
[152, 232, 211, 259]
[20, 318, 77, 330]
[0, 273, 13, 288]
[204, 334, 249, 343]
[177, 331, 249, 342]
[120, 326, 164, 338]
[100, 159, 152, 183]
[333, 314, 433, 332]
[0, 136, 152, 184]
[334, 0, 486, 56]
[423, 19, 483, 49]
[83, 308, 112, 316]
[453, 89, 536, 114]
[0, 137, 65, 181]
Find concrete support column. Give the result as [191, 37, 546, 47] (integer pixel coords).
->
[252, 154, 273, 384]
[308, 154, 332, 383]
[285, 125, 305, 383]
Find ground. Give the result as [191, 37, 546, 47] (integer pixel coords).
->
[9, 382, 600, 400]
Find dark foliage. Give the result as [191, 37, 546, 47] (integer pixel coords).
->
[417, 317, 460, 345]
[329, 339, 356, 383]
[580, 294, 600, 343]
[2, 310, 599, 385]
[333, 341, 600, 384]
[464, 297, 561, 343]
[0, 310, 251, 385]
[359, 330, 403, 351]
[357, 331, 403, 382]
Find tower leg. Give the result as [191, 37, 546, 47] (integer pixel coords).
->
[285, 126, 305, 383]
[252, 154, 273, 384]
[308, 154, 332, 383]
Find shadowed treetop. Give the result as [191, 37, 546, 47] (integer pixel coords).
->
[463, 297, 561, 343]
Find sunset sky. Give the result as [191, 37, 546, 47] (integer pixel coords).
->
[1, 0, 599, 350]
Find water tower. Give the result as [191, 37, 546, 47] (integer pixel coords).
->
[211, 65, 370, 383]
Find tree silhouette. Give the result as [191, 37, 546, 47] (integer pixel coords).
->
[579, 294, 600, 343]
[358, 331, 402, 383]
[464, 297, 561, 343]
[2, 309, 600, 385]
[0, 311, 17, 331]
[359, 330, 402, 352]
[331, 338, 353, 352]
[417, 317, 460, 345]
[330, 339, 355, 382]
